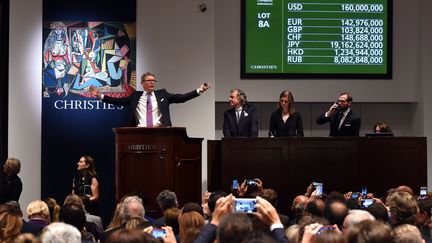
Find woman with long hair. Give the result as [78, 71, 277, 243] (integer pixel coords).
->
[72, 155, 100, 215]
[269, 90, 304, 137]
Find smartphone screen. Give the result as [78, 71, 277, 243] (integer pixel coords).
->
[351, 192, 360, 200]
[420, 187, 428, 199]
[317, 225, 335, 235]
[151, 228, 166, 238]
[234, 198, 257, 213]
[361, 199, 374, 208]
[361, 187, 368, 197]
[232, 179, 238, 190]
[315, 183, 323, 197]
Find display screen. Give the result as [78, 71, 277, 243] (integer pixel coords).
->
[241, 0, 392, 79]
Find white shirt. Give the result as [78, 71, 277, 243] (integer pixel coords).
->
[136, 91, 162, 127]
[338, 108, 350, 129]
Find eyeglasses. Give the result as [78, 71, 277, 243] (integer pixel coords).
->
[337, 100, 348, 103]
[144, 80, 157, 83]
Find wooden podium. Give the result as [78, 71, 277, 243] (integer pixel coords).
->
[113, 127, 203, 217]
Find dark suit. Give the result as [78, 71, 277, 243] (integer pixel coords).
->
[103, 89, 200, 127]
[223, 104, 259, 138]
[316, 109, 361, 136]
[268, 110, 304, 137]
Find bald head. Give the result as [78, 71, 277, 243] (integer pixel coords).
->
[396, 185, 414, 196]
[292, 195, 308, 210]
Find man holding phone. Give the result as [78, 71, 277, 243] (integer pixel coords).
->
[316, 92, 361, 136]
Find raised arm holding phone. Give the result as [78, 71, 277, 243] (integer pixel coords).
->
[316, 92, 361, 136]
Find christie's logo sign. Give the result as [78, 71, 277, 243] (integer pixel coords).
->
[125, 144, 157, 151]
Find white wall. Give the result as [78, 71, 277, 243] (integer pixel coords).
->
[9, 0, 42, 212]
[8, 0, 432, 209]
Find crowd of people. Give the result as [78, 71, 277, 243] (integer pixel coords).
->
[1, 176, 431, 243]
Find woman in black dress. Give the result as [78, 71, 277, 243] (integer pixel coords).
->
[268, 90, 304, 137]
[72, 155, 99, 214]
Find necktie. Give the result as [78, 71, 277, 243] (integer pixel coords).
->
[337, 112, 344, 129]
[146, 93, 153, 127]
[236, 109, 241, 123]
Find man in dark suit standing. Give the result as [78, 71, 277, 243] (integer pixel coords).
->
[91, 72, 211, 127]
[316, 92, 361, 136]
[223, 89, 259, 138]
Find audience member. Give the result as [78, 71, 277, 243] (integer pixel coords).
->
[238, 178, 263, 198]
[26, 200, 50, 228]
[304, 198, 325, 218]
[0, 211, 23, 242]
[393, 224, 424, 243]
[395, 185, 415, 196]
[259, 188, 290, 228]
[179, 211, 205, 243]
[106, 202, 123, 231]
[297, 215, 329, 242]
[59, 203, 95, 241]
[387, 191, 419, 226]
[223, 89, 259, 138]
[182, 202, 205, 217]
[41, 222, 81, 243]
[290, 195, 308, 225]
[316, 92, 361, 136]
[153, 189, 179, 227]
[342, 209, 375, 233]
[43, 198, 60, 223]
[206, 190, 227, 222]
[416, 199, 432, 239]
[268, 90, 304, 137]
[100, 195, 150, 242]
[125, 216, 146, 229]
[0, 158, 23, 204]
[365, 202, 389, 222]
[63, 194, 103, 233]
[345, 220, 393, 243]
[285, 224, 300, 243]
[3, 201, 44, 235]
[323, 201, 348, 230]
[217, 213, 253, 243]
[164, 208, 180, 236]
[105, 228, 155, 243]
[13, 233, 40, 243]
[72, 155, 100, 215]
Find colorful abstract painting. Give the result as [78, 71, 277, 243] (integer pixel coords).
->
[42, 21, 136, 98]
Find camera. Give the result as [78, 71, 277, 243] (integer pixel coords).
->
[234, 198, 257, 213]
[361, 199, 374, 208]
[151, 228, 166, 238]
